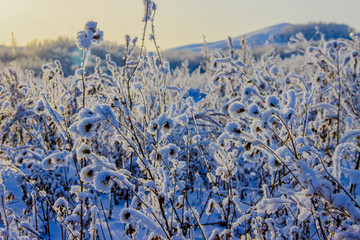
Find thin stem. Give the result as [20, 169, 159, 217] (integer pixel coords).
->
[317, 153, 360, 209]
[82, 72, 86, 108]
[33, 194, 38, 232]
[46, 201, 50, 240]
[276, 113, 298, 159]
[21, 225, 45, 240]
[269, 126, 296, 158]
[150, 9, 167, 112]
[1, 196, 9, 229]
[125, 1, 150, 109]
[183, 193, 208, 240]
[97, 212, 107, 240]
[80, 157, 84, 240]
[81, 50, 87, 109]
[99, 199, 114, 240]
[336, 50, 341, 145]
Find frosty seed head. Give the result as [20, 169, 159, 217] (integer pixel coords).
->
[169, 144, 179, 159]
[169, 148, 176, 157]
[269, 156, 282, 171]
[228, 102, 246, 119]
[84, 123, 92, 133]
[54, 197, 69, 216]
[244, 142, 252, 151]
[79, 108, 96, 119]
[217, 133, 230, 147]
[270, 66, 279, 75]
[125, 224, 136, 236]
[70, 185, 81, 196]
[120, 208, 132, 223]
[131, 197, 142, 210]
[85, 21, 98, 32]
[82, 148, 90, 154]
[163, 121, 170, 129]
[160, 118, 174, 136]
[86, 169, 94, 178]
[26, 160, 35, 170]
[76, 30, 93, 50]
[77, 142, 91, 159]
[284, 108, 295, 121]
[92, 29, 104, 46]
[55, 157, 67, 167]
[80, 165, 96, 184]
[75, 68, 85, 77]
[243, 86, 256, 97]
[42, 157, 56, 170]
[158, 144, 179, 161]
[94, 170, 114, 193]
[42, 151, 70, 169]
[77, 117, 99, 138]
[76, 21, 104, 50]
[16, 156, 24, 165]
[266, 95, 280, 109]
[158, 192, 165, 205]
[247, 103, 262, 118]
[124, 211, 131, 220]
[142, 0, 156, 22]
[352, 51, 359, 58]
[148, 120, 159, 135]
[35, 99, 45, 114]
[226, 122, 241, 135]
[209, 229, 221, 240]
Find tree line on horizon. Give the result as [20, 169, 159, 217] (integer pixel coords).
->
[0, 22, 356, 76]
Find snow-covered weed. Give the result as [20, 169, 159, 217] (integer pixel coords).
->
[0, 2, 360, 240]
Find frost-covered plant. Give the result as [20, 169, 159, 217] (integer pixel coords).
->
[197, 33, 360, 239]
[76, 21, 104, 108]
[1, 2, 360, 240]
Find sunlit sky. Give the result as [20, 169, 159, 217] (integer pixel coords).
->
[1, 0, 360, 50]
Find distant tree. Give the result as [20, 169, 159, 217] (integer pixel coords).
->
[11, 32, 17, 60]
[274, 22, 355, 42]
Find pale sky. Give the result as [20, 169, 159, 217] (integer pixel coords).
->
[0, 0, 359, 50]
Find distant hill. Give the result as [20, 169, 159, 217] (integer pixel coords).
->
[162, 22, 355, 72]
[167, 22, 355, 53]
[170, 23, 292, 52]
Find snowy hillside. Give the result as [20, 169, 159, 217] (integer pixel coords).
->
[168, 22, 354, 52]
[171, 23, 292, 52]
